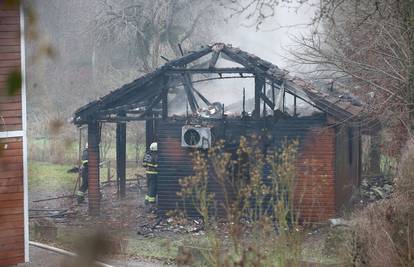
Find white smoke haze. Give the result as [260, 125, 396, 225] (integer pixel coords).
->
[191, 3, 317, 115]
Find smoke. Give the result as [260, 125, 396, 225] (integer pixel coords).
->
[189, 3, 317, 116]
[216, 3, 315, 69]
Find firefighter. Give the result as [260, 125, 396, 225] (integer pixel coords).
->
[143, 142, 158, 212]
[76, 143, 89, 203]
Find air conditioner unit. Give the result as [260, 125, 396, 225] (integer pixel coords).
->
[181, 125, 211, 149]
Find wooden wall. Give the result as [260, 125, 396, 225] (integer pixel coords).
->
[0, 3, 26, 266]
[0, 138, 24, 265]
[156, 115, 338, 223]
[0, 6, 22, 132]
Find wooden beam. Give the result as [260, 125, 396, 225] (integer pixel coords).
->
[193, 88, 211, 106]
[182, 74, 199, 113]
[167, 46, 212, 67]
[260, 92, 275, 110]
[145, 115, 156, 150]
[254, 75, 265, 119]
[275, 81, 285, 111]
[272, 82, 275, 116]
[87, 122, 100, 216]
[166, 67, 252, 74]
[294, 95, 297, 116]
[162, 87, 168, 120]
[209, 51, 220, 68]
[116, 113, 127, 198]
[161, 76, 169, 120]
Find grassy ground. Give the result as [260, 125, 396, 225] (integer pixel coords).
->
[29, 161, 77, 193]
[29, 137, 145, 164]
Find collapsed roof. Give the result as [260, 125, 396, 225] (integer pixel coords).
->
[73, 43, 364, 125]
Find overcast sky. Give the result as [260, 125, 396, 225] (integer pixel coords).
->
[218, 3, 315, 70]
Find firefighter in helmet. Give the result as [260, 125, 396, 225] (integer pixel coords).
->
[76, 143, 89, 203]
[143, 142, 158, 212]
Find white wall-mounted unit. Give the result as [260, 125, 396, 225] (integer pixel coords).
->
[181, 125, 211, 149]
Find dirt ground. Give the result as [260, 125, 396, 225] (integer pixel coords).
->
[28, 167, 211, 266]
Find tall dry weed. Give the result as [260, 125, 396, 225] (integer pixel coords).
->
[177, 137, 304, 266]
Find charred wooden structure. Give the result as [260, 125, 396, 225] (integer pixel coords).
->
[73, 43, 365, 222]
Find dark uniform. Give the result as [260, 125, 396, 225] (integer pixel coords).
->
[76, 148, 88, 203]
[142, 150, 158, 205]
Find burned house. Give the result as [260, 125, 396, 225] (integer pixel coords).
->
[73, 43, 365, 222]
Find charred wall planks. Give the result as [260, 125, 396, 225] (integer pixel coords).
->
[157, 115, 340, 222]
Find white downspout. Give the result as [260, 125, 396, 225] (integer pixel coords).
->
[20, 4, 29, 263]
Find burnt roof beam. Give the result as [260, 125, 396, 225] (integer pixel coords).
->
[182, 73, 199, 113]
[74, 47, 212, 122]
[97, 73, 170, 116]
[165, 67, 253, 74]
[209, 50, 220, 68]
[74, 70, 164, 121]
[193, 88, 211, 106]
[221, 46, 316, 108]
[221, 47, 262, 71]
[98, 77, 169, 116]
[166, 46, 212, 67]
[259, 92, 275, 110]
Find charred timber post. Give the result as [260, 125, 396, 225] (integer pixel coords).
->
[294, 95, 297, 116]
[162, 77, 169, 120]
[116, 113, 127, 198]
[182, 74, 198, 113]
[254, 75, 265, 119]
[146, 112, 155, 150]
[272, 82, 275, 116]
[87, 121, 100, 216]
[162, 89, 168, 120]
[263, 82, 267, 116]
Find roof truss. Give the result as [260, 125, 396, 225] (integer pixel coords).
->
[73, 43, 364, 125]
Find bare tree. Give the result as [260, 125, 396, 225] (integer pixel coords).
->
[223, 0, 414, 155]
[289, 0, 413, 156]
[91, 0, 220, 73]
[216, 0, 311, 29]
